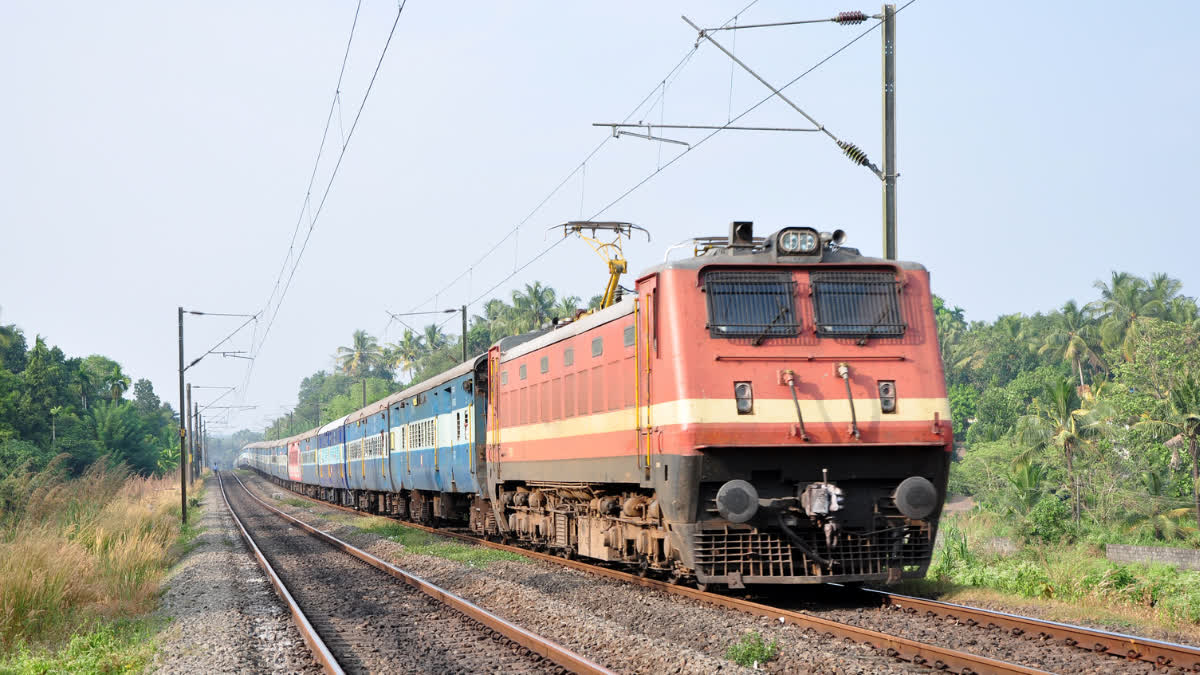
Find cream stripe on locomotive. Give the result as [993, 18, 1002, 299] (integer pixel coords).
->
[499, 396, 951, 444]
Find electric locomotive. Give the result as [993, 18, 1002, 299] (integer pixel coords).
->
[242, 221, 952, 590]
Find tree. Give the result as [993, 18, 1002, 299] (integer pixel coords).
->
[1137, 374, 1200, 530]
[553, 296, 583, 321]
[385, 330, 424, 382]
[510, 281, 556, 332]
[1016, 376, 1111, 521]
[105, 364, 131, 402]
[132, 378, 160, 415]
[1038, 300, 1104, 386]
[335, 330, 383, 376]
[421, 324, 447, 353]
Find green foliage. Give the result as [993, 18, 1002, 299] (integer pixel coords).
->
[356, 518, 524, 567]
[724, 631, 779, 668]
[1024, 495, 1074, 542]
[0, 617, 163, 674]
[0, 312, 179, 480]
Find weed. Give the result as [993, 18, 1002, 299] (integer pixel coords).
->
[356, 518, 524, 567]
[0, 617, 163, 674]
[279, 497, 312, 510]
[725, 631, 779, 668]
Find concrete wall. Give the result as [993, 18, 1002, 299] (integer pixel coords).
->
[1106, 544, 1200, 571]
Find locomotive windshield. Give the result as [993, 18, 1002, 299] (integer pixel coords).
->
[704, 271, 799, 340]
[811, 270, 905, 338]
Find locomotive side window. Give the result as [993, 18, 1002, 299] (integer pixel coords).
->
[704, 271, 799, 339]
[810, 271, 905, 338]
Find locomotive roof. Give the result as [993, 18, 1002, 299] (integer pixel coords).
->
[499, 296, 635, 363]
[641, 232, 927, 275]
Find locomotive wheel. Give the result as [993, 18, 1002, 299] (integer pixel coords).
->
[695, 581, 711, 593]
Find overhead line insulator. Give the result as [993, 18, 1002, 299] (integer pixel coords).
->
[837, 140, 871, 167]
[833, 11, 868, 25]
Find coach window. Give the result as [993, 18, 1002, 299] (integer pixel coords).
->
[519, 364, 527, 380]
[563, 347, 574, 367]
[591, 337, 603, 358]
[540, 356, 549, 374]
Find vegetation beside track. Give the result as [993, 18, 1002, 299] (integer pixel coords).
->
[0, 462, 205, 673]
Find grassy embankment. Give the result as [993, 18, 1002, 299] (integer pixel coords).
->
[0, 458, 202, 673]
[905, 509, 1200, 640]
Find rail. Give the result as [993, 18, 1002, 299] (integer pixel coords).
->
[216, 472, 343, 674]
[225, 471, 614, 675]
[240, 470, 1050, 675]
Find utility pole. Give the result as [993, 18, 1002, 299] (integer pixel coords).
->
[288, 410, 293, 435]
[361, 380, 366, 408]
[882, 3, 897, 260]
[186, 385, 193, 485]
[192, 403, 199, 480]
[461, 305, 468, 362]
[177, 308, 187, 525]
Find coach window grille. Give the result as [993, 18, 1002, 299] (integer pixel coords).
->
[810, 271, 906, 338]
[704, 271, 799, 340]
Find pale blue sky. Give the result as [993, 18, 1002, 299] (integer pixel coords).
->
[2, 1, 1196, 432]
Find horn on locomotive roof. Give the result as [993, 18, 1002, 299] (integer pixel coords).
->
[553, 221, 650, 310]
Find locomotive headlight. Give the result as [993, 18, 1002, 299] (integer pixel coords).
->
[778, 228, 819, 254]
[734, 382, 753, 414]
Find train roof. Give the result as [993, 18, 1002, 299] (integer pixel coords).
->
[641, 228, 927, 275]
[319, 414, 349, 434]
[499, 296, 634, 363]
[348, 355, 485, 423]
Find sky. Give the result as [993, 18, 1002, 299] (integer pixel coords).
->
[2, 1, 1197, 434]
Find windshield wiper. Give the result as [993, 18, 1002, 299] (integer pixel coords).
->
[752, 303, 790, 346]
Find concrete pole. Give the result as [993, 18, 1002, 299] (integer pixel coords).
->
[882, 3, 897, 260]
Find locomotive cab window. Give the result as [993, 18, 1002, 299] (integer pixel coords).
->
[704, 271, 799, 339]
[811, 271, 905, 338]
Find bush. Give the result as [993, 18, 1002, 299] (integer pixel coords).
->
[725, 631, 779, 667]
[1025, 495, 1073, 542]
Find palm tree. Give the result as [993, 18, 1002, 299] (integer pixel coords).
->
[1137, 374, 1200, 529]
[511, 281, 556, 332]
[553, 295, 582, 321]
[421, 324, 448, 353]
[387, 330, 424, 381]
[335, 330, 383, 376]
[1002, 460, 1047, 516]
[1039, 300, 1105, 386]
[1016, 376, 1111, 521]
[1091, 272, 1175, 356]
[76, 363, 95, 411]
[1124, 471, 1195, 541]
[106, 365, 131, 402]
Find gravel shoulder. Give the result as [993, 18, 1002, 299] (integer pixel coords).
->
[236, 471, 927, 674]
[150, 476, 320, 675]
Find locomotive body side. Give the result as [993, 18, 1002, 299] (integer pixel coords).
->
[482, 231, 952, 587]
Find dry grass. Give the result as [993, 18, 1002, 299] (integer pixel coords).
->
[0, 458, 188, 653]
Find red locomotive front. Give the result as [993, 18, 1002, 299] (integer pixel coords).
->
[483, 222, 952, 589]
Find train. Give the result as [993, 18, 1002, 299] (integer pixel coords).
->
[241, 221, 953, 590]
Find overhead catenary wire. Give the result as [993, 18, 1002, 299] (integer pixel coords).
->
[395, 0, 762, 323]
[243, 1, 409, 399]
[588, 0, 918, 221]
[256, 0, 364, 352]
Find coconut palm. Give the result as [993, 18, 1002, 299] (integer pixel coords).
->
[553, 295, 583, 321]
[510, 281, 556, 332]
[1039, 300, 1105, 386]
[335, 330, 383, 376]
[1137, 374, 1200, 529]
[421, 324, 448, 353]
[76, 363, 95, 411]
[1016, 376, 1112, 521]
[1090, 272, 1179, 356]
[386, 330, 424, 381]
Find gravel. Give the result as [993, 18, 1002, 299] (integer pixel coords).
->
[237, 471, 927, 674]
[151, 477, 321, 674]
[223, 475, 562, 674]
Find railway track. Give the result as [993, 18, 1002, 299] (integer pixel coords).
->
[217, 472, 613, 675]
[245, 470, 1200, 674]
